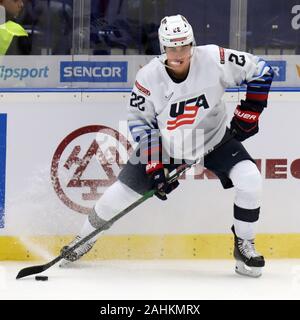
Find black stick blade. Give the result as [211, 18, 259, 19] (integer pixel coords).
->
[16, 264, 46, 279]
[16, 256, 61, 279]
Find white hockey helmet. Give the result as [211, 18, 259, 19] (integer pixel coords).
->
[158, 15, 195, 54]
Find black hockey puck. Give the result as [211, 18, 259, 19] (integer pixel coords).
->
[35, 276, 48, 281]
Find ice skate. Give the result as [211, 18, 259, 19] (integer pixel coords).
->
[59, 236, 96, 267]
[231, 225, 265, 278]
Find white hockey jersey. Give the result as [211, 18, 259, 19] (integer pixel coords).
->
[128, 45, 272, 161]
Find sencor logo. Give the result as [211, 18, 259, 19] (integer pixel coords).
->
[0, 114, 7, 228]
[60, 61, 128, 82]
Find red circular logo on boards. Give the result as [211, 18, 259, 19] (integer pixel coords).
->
[51, 125, 132, 214]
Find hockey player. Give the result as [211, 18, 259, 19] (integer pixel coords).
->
[60, 15, 273, 277]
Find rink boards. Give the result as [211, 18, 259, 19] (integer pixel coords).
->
[0, 89, 299, 260]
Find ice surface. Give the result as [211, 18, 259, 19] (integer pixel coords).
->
[1, 259, 300, 300]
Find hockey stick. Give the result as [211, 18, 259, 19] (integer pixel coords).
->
[16, 131, 235, 279]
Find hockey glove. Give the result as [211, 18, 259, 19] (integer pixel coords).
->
[230, 100, 264, 142]
[146, 162, 179, 201]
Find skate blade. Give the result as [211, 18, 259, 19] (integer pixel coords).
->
[235, 261, 262, 278]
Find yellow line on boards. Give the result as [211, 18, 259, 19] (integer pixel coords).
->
[1, 234, 300, 261]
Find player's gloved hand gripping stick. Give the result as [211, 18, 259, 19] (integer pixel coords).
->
[16, 131, 236, 279]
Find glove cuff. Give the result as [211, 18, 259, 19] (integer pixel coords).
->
[234, 106, 261, 123]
